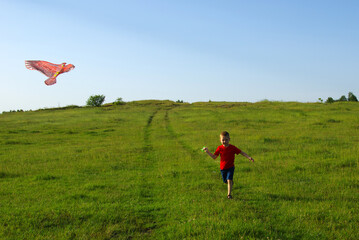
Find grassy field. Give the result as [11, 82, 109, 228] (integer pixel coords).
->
[0, 101, 358, 239]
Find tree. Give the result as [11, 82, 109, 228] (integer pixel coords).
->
[326, 97, 335, 103]
[348, 92, 358, 102]
[86, 95, 105, 107]
[338, 95, 347, 101]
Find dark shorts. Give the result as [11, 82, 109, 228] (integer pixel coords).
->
[220, 167, 235, 183]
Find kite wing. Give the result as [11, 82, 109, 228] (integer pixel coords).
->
[25, 60, 62, 77]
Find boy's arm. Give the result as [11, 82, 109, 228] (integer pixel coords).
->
[203, 148, 218, 160]
[240, 151, 254, 162]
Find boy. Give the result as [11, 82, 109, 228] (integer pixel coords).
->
[203, 131, 254, 199]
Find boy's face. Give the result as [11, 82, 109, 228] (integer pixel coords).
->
[220, 135, 230, 147]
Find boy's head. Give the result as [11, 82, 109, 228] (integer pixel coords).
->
[220, 131, 230, 147]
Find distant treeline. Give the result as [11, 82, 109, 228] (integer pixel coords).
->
[321, 92, 358, 103]
[4, 92, 359, 114]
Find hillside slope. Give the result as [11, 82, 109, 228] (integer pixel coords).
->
[1, 101, 358, 239]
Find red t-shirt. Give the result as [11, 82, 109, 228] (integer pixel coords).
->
[214, 144, 242, 170]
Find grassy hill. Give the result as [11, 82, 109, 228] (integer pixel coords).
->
[0, 101, 358, 239]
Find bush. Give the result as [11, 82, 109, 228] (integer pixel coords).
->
[86, 95, 105, 107]
[326, 97, 335, 103]
[114, 97, 125, 105]
[63, 105, 80, 109]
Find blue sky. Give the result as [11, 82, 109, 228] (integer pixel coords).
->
[0, 0, 358, 112]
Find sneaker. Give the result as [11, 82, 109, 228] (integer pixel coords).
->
[227, 195, 232, 199]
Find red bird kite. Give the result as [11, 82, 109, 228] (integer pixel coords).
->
[25, 60, 75, 85]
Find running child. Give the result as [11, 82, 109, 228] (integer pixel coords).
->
[203, 131, 254, 199]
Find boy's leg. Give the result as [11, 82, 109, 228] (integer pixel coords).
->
[220, 169, 228, 184]
[227, 167, 234, 198]
[227, 180, 233, 196]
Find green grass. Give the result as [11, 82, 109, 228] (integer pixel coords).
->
[0, 101, 358, 239]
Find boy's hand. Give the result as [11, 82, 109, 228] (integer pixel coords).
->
[249, 157, 254, 162]
[202, 147, 208, 153]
